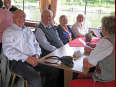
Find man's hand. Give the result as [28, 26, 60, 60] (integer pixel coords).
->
[26, 56, 39, 67]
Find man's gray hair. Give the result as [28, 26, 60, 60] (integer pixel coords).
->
[41, 9, 53, 18]
[76, 13, 85, 20]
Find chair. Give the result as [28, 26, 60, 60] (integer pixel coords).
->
[10, 73, 28, 87]
[0, 54, 11, 87]
[10, 72, 40, 87]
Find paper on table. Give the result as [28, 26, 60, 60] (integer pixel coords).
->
[79, 38, 87, 46]
[79, 38, 93, 49]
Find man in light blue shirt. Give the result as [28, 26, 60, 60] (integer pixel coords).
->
[2, 9, 42, 87]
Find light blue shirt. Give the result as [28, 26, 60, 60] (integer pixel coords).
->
[2, 24, 41, 62]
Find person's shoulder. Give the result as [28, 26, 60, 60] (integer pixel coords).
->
[2, 8, 11, 14]
[38, 22, 43, 26]
[0, 8, 5, 11]
[67, 25, 71, 29]
[35, 23, 43, 31]
[0, 8, 8, 14]
[72, 23, 77, 28]
[36, 22, 45, 29]
[24, 26, 34, 33]
[97, 38, 112, 47]
[56, 25, 61, 30]
[0, 9, 12, 19]
[100, 37, 111, 42]
[3, 24, 15, 34]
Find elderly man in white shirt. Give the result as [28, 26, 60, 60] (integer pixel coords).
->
[2, 9, 42, 87]
[3, 9, 60, 87]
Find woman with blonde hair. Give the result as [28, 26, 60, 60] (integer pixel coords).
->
[56, 15, 74, 44]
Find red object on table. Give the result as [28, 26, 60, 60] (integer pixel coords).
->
[69, 37, 100, 47]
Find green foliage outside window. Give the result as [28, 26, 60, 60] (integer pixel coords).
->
[14, 0, 38, 3]
[12, 0, 115, 28]
[61, 0, 115, 8]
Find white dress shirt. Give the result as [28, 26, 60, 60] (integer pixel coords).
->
[2, 24, 41, 62]
[87, 38, 113, 66]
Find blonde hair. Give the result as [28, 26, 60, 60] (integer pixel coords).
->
[59, 15, 67, 24]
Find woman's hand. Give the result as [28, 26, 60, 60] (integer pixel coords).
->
[83, 58, 94, 72]
[84, 46, 93, 56]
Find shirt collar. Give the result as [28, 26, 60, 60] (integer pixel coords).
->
[12, 24, 26, 31]
[41, 22, 52, 29]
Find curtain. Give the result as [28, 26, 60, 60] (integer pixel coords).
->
[39, 0, 57, 18]
[39, 0, 50, 12]
[51, 0, 57, 18]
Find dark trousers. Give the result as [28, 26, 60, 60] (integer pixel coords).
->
[35, 64, 62, 87]
[9, 60, 61, 87]
[9, 60, 42, 87]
